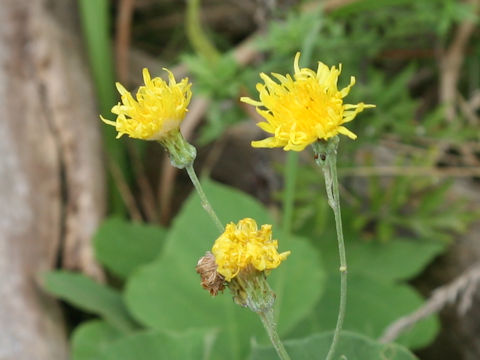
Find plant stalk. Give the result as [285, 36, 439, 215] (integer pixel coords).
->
[258, 308, 291, 360]
[313, 137, 347, 360]
[185, 164, 224, 233]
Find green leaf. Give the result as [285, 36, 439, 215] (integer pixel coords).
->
[94, 217, 166, 278]
[78, 0, 126, 215]
[72, 322, 216, 360]
[417, 181, 452, 215]
[77, 0, 116, 116]
[198, 101, 244, 145]
[101, 328, 217, 360]
[72, 321, 122, 360]
[320, 236, 446, 282]
[291, 273, 439, 349]
[249, 331, 418, 360]
[124, 179, 325, 360]
[332, 0, 427, 17]
[183, 54, 241, 98]
[44, 271, 137, 332]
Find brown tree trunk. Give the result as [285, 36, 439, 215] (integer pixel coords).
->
[0, 0, 106, 359]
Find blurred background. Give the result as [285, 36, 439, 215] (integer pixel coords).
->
[0, 0, 479, 359]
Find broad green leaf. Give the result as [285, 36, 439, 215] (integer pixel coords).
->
[44, 271, 137, 332]
[319, 235, 446, 282]
[72, 320, 122, 360]
[291, 273, 439, 349]
[94, 217, 166, 278]
[249, 331, 418, 360]
[125, 179, 325, 360]
[102, 329, 217, 360]
[71, 322, 215, 360]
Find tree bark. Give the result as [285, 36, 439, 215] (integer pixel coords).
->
[0, 0, 106, 359]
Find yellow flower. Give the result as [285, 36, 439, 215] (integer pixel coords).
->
[212, 218, 290, 281]
[101, 68, 192, 140]
[241, 52, 375, 151]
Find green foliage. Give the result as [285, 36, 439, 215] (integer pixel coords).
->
[250, 331, 418, 360]
[184, 0, 479, 146]
[46, 180, 445, 358]
[77, 0, 116, 116]
[290, 216, 443, 348]
[44, 272, 137, 332]
[67, 1, 480, 358]
[336, 238, 445, 282]
[256, 10, 325, 56]
[333, 0, 476, 38]
[71, 321, 216, 360]
[197, 100, 244, 145]
[318, 227, 446, 283]
[279, 168, 448, 349]
[348, 66, 419, 140]
[72, 321, 122, 360]
[351, 175, 476, 243]
[290, 155, 475, 245]
[185, 0, 220, 62]
[77, 0, 126, 215]
[94, 218, 166, 278]
[253, 0, 479, 143]
[293, 273, 438, 348]
[98, 329, 217, 360]
[45, 180, 327, 359]
[183, 53, 242, 98]
[183, 53, 246, 144]
[124, 180, 325, 360]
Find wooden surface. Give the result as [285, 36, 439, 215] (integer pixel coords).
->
[0, 0, 106, 358]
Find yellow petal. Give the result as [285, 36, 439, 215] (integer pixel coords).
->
[294, 52, 301, 74]
[102, 67, 192, 140]
[239, 53, 375, 150]
[240, 97, 263, 107]
[99, 115, 116, 127]
[142, 68, 151, 86]
[339, 76, 356, 98]
[257, 121, 275, 133]
[337, 126, 357, 139]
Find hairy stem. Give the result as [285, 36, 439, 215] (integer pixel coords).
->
[313, 137, 347, 360]
[258, 308, 291, 360]
[185, 164, 224, 233]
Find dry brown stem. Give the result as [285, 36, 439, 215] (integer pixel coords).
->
[439, 0, 479, 122]
[127, 141, 158, 222]
[109, 158, 143, 222]
[115, 0, 135, 84]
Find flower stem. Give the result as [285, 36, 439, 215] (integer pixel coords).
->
[185, 164, 224, 233]
[313, 137, 347, 360]
[258, 308, 291, 360]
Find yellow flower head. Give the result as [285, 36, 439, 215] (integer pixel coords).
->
[212, 218, 290, 281]
[241, 52, 375, 151]
[101, 68, 192, 140]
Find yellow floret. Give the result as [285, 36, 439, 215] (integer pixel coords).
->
[101, 68, 192, 140]
[212, 218, 290, 281]
[241, 52, 375, 151]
